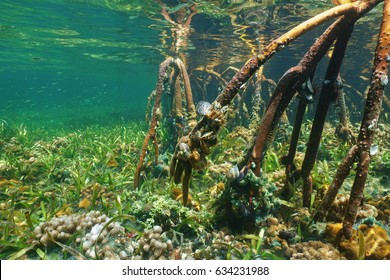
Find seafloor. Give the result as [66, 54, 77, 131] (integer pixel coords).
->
[0, 115, 389, 260]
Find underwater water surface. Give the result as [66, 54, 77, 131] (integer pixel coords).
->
[1, 0, 386, 129]
[0, 0, 389, 260]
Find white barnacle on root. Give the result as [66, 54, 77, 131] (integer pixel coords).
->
[380, 74, 388, 86]
[368, 118, 377, 131]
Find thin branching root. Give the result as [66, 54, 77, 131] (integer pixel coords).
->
[134, 57, 196, 188]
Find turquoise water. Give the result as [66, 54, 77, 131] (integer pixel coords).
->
[0, 1, 164, 129]
[1, 0, 387, 132]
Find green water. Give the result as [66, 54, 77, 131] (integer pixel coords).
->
[0, 0, 164, 129]
[1, 0, 387, 131]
